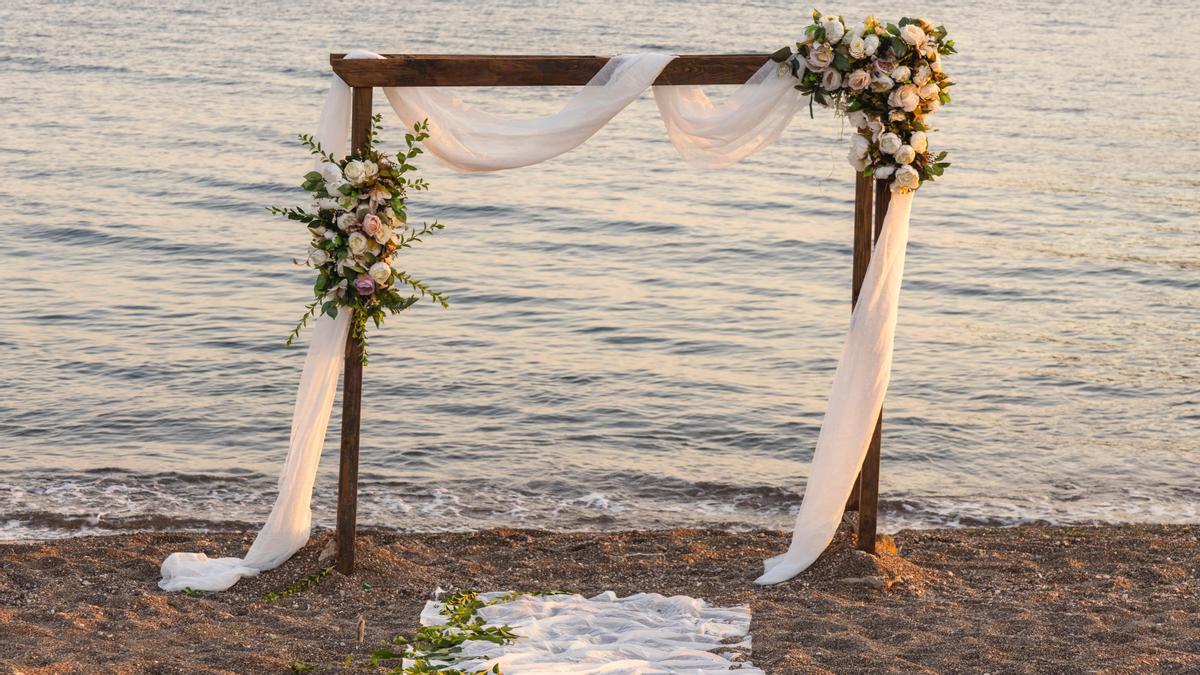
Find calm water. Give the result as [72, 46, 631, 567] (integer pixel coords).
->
[1, 1, 1197, 540]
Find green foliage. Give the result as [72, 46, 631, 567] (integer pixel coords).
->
[261, 566, 334, 602]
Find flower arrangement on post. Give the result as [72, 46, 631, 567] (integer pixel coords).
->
[772, 10, 955, 191]
[270, 115, 447, 363]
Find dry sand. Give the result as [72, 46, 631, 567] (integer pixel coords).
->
[1, 523, 1197, 673]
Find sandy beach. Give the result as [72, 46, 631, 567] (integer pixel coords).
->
[1, 523, 1197, 673]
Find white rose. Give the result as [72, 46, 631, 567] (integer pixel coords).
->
[862, 34, 880, 56]
[373, 224, 392, 244]
[874, 165, 896, 179]
[866, 117, 884, 137]
[315, 198, 339, 211]
[913, 64, 932, 86]
[319, 163, 342, 186]
[894, 144, 917, 164]
[847, 110, 867, 128]
[847, 69, 870, 91]
[347, 231, 369, 255]
[910, 131, 928, 153]
[822, 18, 845, 43]
[878, 132, 902, 154]
[850, 133, 870, 158]
[308, 248, 330, 267]
[893, 164, 921, 190]
[900, 24, 927, 47]
[869, 74, 894, 92]
[890, 65, 911, 82]
[805, 42, 835, 71]
[919, 82, 940, 100]
[362, 161, 378, 179]
[888, 84, 921, 112]
[847, 146, 869, 171]
[844, 23, 865, 40]
[343, 160, 368, 184]
[847, 36, 866, 59]
[337, 212, 356, 231]
[368, 261, 392, 285]
[821, 69, 843, 91]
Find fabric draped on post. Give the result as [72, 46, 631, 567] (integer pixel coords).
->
[160, 49, 913, 591]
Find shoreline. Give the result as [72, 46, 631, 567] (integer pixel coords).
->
[1, 523, 1197, 672]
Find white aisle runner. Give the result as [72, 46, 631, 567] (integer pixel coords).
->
[415, 591, 763, 673]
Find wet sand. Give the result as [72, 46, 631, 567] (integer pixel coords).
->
[1, 523, 1197, 673]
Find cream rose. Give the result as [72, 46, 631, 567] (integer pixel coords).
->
[373, 225, 392, 244]
[368, 261, 392, 285]
[847, 69, 870, 91]
[900, 24, 927, 47]
[847, 146, 868, 171]
[319, 163, 342, 186]
[894, 144, 916, 164]
[850, 133, 870, 158]
[343, 160, 368, 184]
[930, 55, 944, 73]
[878, 132, 902, 155]
[913, 64, 932, 87]
[308, 248, 330, 267]
[821, 17, 845, 43]
[337, 212, 356, 232]
[910, 131, 928, 153]
[844, 23, 864, 40]
[893, 164, 921, 190]
[888, 84, 921, 112]
[821, 69, 843, 91]
[347, 231, 369, 255]
[869, 74, 894, 93]
[919, 82, 940, 100]
[847, 36, 866, 59]
[890, 65, 911, 82]
[847, 110, 867, 128]
[862, 34, 880, 56]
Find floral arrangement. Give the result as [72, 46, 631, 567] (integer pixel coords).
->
[270, 115, 447, 362]
[772, 10, 956, 191]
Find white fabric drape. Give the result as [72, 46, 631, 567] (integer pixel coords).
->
[757, 190, 912, 584]
[161, 50, 911, 591]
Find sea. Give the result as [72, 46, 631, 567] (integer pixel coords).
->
[1, 0, 1197, 540]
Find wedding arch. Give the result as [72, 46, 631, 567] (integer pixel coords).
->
[160, 15, 954, 592]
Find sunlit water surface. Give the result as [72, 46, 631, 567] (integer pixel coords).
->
[1, 1, 1197, 539]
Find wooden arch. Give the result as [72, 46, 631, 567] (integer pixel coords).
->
[326, 53, 889, 573]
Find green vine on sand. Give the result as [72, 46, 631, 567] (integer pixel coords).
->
[261, 566, 334, 602]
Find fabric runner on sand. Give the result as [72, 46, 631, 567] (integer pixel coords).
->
[409, 590, 763, 673]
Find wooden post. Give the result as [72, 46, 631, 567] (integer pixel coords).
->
[845, 171, 873, 514]
[335, 85, 373, 575]
[855, 180, 891, 553]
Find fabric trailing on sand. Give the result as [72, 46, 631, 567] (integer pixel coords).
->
[415, 591, 762, 673]
[160, 50, 912, 591]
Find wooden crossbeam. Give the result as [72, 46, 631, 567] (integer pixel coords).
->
[329, 54, 773, 87]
